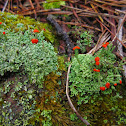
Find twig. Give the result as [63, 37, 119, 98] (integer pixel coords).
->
[92, 30, 107, 54]
[96, 19, 126, 48]
[91, 1, 117, 14]
[66, 63, 90, 126]
[117, 7, 126, 79]
[35, 0, 41, 9]
[94, 0, 126, 7]
[4, 8, 15, 14]
[19, 8, 72, 15]
[111, 13, 126, 44]
[103, 17, 116, 27]
[47, 14, 73, 59]
[90, 3, 103, 22]
[104, 0, 126, 4]
[56, 20, 101, 31]
[115, 9, 126, 14]
[28, 0, 37, 19]
[69, 2, 80, 22]
[61, 5, 122, 19]
[88, 30, 111, 54]
[38, 11, 72, 15]
[2, 0, 9, 12]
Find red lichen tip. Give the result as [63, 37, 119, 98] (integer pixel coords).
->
[100, 87, 106, 91]
[73, 46, 80, 51]
[102, 44, 107, 48]
[33, 29, 39, 33]
[95, 57, 100, 62]
[31, 39, 38, 44]
[93, 68, 100, 72]
[0, 22, 2, 25]
[3, 32, 5, 34]
[97, 69, 100, 72]
[43, 28, 46, 31]
[93, 68, 97, 72]
[105, 82, 110, 88]
[114, 83, 117, 86]
[119, 80, 122, 84]
[106, 42, 109, 45]
[95, 61, 100, 65]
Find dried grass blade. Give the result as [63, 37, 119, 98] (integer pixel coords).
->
[88, 30, 111, 54]
[28, 0, 37, 19]
[90, 3, 103, 22]
[94, 0, 126, 7]
[91, 1, 117, 14]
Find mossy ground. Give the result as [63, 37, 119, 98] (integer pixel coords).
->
[0, 12, 126, 126]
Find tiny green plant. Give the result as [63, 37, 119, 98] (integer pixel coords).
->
[43, 0, 65, 9]
[70, 113, 78, 121]
[41, 110, 52, 126]
[69, 43, 122, 105]
[77, 31, 94, 53]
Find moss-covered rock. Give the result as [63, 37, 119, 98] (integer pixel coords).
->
[0, 12, 126, 126]
[0, 12, 69, 126]
[0, 12, 57, 43]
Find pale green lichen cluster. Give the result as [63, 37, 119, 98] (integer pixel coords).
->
[69, 44, 122, 105]
[0, 26, 58, 86]
[0, 12, 59, 125]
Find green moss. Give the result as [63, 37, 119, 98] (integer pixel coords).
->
[32, 72, 71, 125]
[0, 12, 57, 43]
[67, 87, 126, 125]
[0, 73, 37, 125]
[57, 55, 66, 71]
[43, 0, 65, 9]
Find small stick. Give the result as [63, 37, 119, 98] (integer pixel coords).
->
[111, 13, 126, 44]
[94, 0, 126, 7]
[61, 5, 122, 19]
[116, 7, 126, 79]
[2, 0, 9, 12]
[66, 63, 90, 126]
[91, 1, 117, 14]
[35, 0, 41, 9]
[56, 20, 101, 31]
[28, 0, 37, 19]
[69, 2, 80, 22]
[96, 19, 126, 48]
[47, 14, 73, 59]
